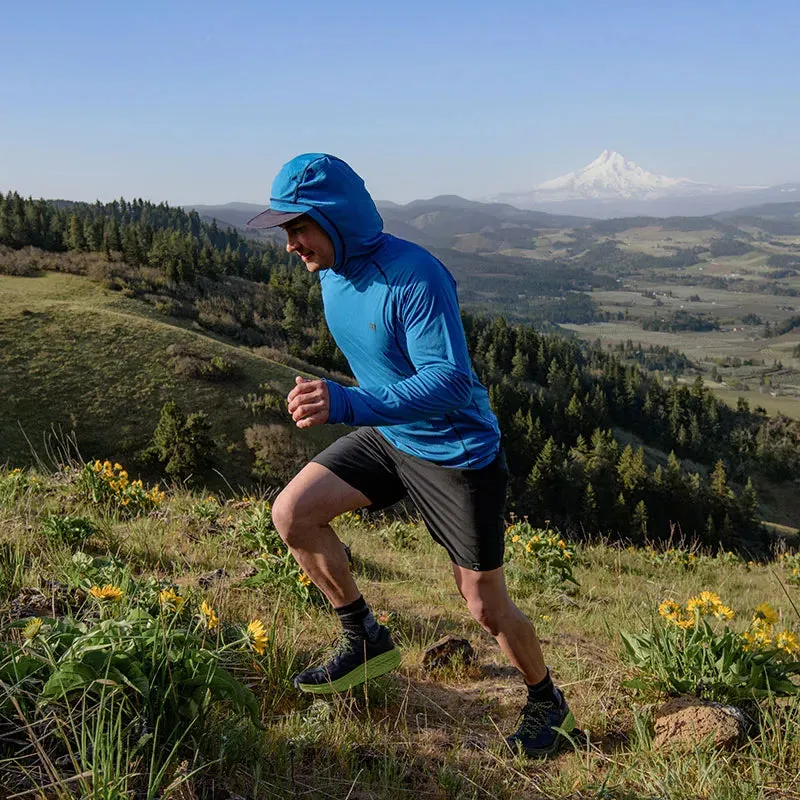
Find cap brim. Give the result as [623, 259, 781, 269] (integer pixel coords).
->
[245, 209, 308, 229]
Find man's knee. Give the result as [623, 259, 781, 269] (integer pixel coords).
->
[465, 595, 511, 637]
[271, 489, 320, 547]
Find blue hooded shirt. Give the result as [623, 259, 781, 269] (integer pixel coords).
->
[268, 153, 501, 469]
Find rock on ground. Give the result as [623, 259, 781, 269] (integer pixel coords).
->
[652, 695, 748, 751]
[422, 635, 474, 670]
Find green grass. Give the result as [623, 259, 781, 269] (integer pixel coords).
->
[3, 467, 800, 798]
[0, 272, 337, 486]
[713, 388, 800, 420]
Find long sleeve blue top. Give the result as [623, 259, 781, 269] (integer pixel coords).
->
[267, 154, 501, 469]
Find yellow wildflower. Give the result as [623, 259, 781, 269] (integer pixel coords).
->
[113, 463, 122, 471]
[558, 539, 566, 548]
[297, 571, 312, 587]
[200, 600, 219, 630]
[23, 618, 42, 639]
[713, 605, 735, 621]
[158, 588, 185, 612]
[753, 603, 779, 626]
[776, 630, 800, 655]
[743, 626, 773, 650]
[658, 600, 681, 619]
[564, 552, 572, 560]
[246, 619, 269, 656]
[511, 534, 520, 543]
[525, 542, 532, 553]
[90, 584, 123, 602]
[674, 615, 696, 630]
[687, 591, 722, 616]
[532, 535, 540, 543]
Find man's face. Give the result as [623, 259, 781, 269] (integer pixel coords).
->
[281, 216, 335, 273]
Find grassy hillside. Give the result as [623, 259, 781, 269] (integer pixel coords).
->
[2, 467, 800, 798]
[0, 272, 339, 486]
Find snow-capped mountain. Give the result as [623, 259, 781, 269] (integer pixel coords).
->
[495, 150, 722, 205]
[487, 151, 788, 218]
[536, 150, 712, 200]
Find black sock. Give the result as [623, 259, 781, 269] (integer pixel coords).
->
[526, 668, 556, 703]
[335, 595, 380, 641]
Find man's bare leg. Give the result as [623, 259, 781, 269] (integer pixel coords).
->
[271, 462, 370, 607]
[273, 462, 401, 694]
[451, 563, 547, 685]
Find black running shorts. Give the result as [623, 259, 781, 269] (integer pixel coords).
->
[312, 427, 509, 571]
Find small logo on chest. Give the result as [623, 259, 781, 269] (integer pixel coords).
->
[368, 322, 377, 331]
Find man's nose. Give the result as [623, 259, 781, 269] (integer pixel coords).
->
[285, 234, 297, 253]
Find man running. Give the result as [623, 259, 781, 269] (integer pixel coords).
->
[246, 153, 573, 757]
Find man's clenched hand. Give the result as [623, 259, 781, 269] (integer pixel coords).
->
[287, 376, 330, 429]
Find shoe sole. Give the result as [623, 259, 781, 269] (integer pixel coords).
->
[295, 648, 402, 695]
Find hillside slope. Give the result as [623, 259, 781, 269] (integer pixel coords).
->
[0, 272, 339, 484]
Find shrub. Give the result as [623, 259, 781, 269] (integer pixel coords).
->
[192, 495, 222, 523]
[244, 423, 314, 486]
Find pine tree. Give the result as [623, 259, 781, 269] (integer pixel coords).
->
[148, 401, 214, 480]
[584, 482, 598, 528]
[710, 460, 730, 499]
[511, 347, 529, 380]
[67, 214, 87, 251]
[740, 477, 759, 523]
[631, 499, 648, 538]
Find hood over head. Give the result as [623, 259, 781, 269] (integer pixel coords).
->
[247, 153, 385, 272]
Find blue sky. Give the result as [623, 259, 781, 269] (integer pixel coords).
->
[1, 0, 798, 204]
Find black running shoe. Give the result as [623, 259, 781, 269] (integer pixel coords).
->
[293, 626, 401, 695]
[506, 687, 575, 758]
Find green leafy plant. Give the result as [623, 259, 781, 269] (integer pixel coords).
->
[41, 513, 98, 548]
[0, 576, 267, 760]
[0, 467, 40, 507]
[233, 501, 277, 553]
[381, 520, 419, 550]
[233, 502, 324, 605]
[505, 520, 579, 589]
[191, 495, 221, 523]
[779, 551, 800, 586]
[621, 592, 800, 701]
[77, 460, 165, 516]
